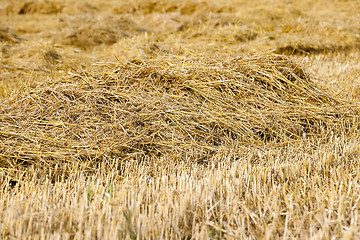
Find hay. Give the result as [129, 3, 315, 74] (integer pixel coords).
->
[113, 0, 232, 15]
[18, 0, 63, 14]
[0, 53, 358, 168]
[276, 42, 360, 55]
[0, 24, 22, 44]
[58, 15, 143, 49]
[1, 0, 63, 15]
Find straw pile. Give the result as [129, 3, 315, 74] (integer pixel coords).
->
[0, 0, 60, 15]
[0, 24, 22, 44]
[58, 15, 143, 49]
[0, 53, 358, 168]
[113, 0, 232, 15]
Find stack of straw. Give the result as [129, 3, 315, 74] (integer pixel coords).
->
[0, 53, 358, 168]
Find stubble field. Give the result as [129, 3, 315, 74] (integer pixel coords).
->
[1, 0, 360, 239]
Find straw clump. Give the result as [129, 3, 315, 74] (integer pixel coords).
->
[57, 15, 143, 49]
[2, 0, 64, 15]
[0, 53, 358, 168]
[0, 24, 22, 44]
[113, 0, 232, 15]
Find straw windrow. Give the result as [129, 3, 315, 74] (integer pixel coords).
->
[0, 53, 358, 168]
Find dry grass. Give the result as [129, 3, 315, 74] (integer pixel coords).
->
[1, 0, 360, 239]
[1, 53, 358, 167]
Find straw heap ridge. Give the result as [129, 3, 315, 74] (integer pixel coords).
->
[0, 53, 358, 168]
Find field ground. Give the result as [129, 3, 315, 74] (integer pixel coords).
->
[1, 0, 360, 239]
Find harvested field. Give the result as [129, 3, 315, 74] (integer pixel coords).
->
[1, 0, 360, 239]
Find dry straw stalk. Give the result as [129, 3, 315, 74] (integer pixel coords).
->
[0, 52, 358, 168]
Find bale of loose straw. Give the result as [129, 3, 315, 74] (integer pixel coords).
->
[0, 53, 358, 168]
